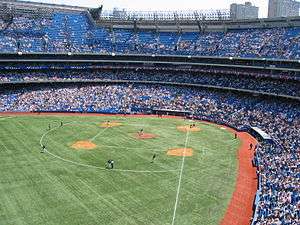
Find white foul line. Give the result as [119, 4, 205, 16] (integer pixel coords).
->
[89, 127, 109, 141]
[171, 130, 190, 225]
[0, 117, 13, 121]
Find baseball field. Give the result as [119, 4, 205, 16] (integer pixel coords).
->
[0, 114, 241, 225]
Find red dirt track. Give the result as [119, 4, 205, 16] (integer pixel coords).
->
[1, 112, 257, 224]
[220, 131, 258, 225]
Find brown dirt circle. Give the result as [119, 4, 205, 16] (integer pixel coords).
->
[71, 141, 97, 150]
[177, 125, 201, 132]
[167, 148, 193, 157]
[100, 121, 122, 128]
[135, 133, 157, 139]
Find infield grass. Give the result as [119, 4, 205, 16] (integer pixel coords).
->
[0, 115, 240, 225]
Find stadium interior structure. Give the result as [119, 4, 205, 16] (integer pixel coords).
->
[0, 1, 299, 225]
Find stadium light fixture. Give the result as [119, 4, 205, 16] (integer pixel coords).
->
[151, 54, 156, 57]
[112, 52, 116, 57]
[187, 55, 192, 59]
[17, 51, 22, 56]
[229, 57, 233, 60]
[67, 52, 72, 56]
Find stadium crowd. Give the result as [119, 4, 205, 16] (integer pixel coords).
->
[0, 70, 299, 97]
[254, 142, 300, 225]
[0, 15, 51, 52]
[0, 82, 299, 224]
[1, 13, 300, 59]
[1, 6, 300, 225]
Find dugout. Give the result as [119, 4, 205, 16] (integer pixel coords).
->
[249, 126, 273, 142]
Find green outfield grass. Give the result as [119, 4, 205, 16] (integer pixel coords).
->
[0, 115, 240, 225]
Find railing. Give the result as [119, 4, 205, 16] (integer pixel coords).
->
[251, 175, 262, 225]
[99, 9, 230, 21]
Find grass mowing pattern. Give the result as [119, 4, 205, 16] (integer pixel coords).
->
[0, 115, 240, 225]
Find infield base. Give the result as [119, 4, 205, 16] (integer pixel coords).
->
[100, 121, 122, 128]
[177, 125, 200, 132]
[167, 148, 193, 156]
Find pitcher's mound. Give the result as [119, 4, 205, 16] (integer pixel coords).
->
[100, 121, 122, 128]
[71, 141, 97, 150]
[167, 148, 193, 156]
[135, 133, 157, 139]
[177, 125, 200, 132]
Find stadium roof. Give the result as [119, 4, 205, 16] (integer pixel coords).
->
[16, 0, 269, 18]
[0, 0, 88, 11]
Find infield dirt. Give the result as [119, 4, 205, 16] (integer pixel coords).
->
[167, 148, 193, 156]
[100, 121, 122, 128]
[177, 125, 200, 132]
[71, 140, 97, 150]
[135, 133, 157, 139]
